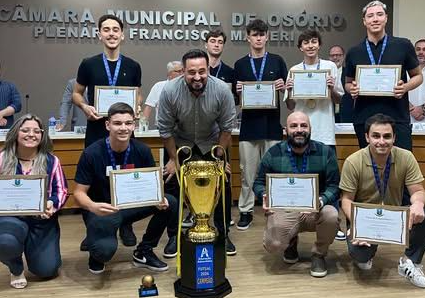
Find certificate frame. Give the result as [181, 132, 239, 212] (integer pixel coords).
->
[350, 202, 410, 246]
[94, 86, 138, 117]
[355, 64, 402, 96]
[265, 173, 319, 211]
[240, 81, 277, 109]
[109, 167, 164, 209]
[289, 69, 331, 100]
[0, 174, 47, 216]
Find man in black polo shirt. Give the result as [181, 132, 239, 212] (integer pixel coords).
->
[74, 103, 177, 274]
[72, 14, 142, 247]
[345, 0, 423, 150]
[205, 30, 234, 84]
[234, 19, 288, 230]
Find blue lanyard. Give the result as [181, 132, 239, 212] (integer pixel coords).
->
[371, 154, 391, 202]
[365, 35, 388, 65]
[102, 53, 122, 86]
[303, 59, 321, 70]
[105, 137, 131, 170]
[249, 52, 268, 81]
[287, 145, 309, 174]
[212, 61, 222, 78]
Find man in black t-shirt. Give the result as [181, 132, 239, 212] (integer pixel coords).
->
[74, 103, 177, 274]
[205, 30, 234, 85]
[234, 19, 288, 230]
[72, 14, 142, 248]
[345, 1, 423, 150]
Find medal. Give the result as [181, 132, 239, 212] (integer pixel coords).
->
[307, 99, 316, 109]
[375, 68, 381, 74]
[256, 84, 261, 90]
[114, 89, 119, 95]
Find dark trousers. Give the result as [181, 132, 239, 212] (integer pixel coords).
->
[82, 194, 177, 264]
[0, 215, 61, 277]
[347, 212, 425, 264]
[354, 122, 412, 206]
[164, 146, 232, 237]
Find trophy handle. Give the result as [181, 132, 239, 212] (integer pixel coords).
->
[175, 146, 192, 185]
[211, 145, 227, 167]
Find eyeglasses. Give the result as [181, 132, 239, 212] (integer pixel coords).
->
[329, 54, 344, 57]
[19, 128, 44, 134]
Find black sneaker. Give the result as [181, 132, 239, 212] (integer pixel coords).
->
[283, 236, 299, 264]
[236, 212, 253, 230]
[119, 224, 137, 247]
[310, 254, 327, 278]
[163, 236, 177, 259]
[88, 256, 105, 274]
[80, 238, 88, 252]
[226, 237, 237, 256]
[335, 229, 346, 241]
[182, 213, 194, 228]
[133, 249, 169, 272]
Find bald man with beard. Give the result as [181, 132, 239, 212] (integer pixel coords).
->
[253, 111, 340, 278]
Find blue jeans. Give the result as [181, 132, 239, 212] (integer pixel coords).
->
[0, 215, 61, 277]
[82, 194, 177, 264]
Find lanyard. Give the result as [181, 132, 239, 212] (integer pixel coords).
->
[371, 154, 391, 202]
[102, 53, 122, 86]
[365, 34, 388, 65]
[249, 52, 268, 81]
[105, 137, 131, 170]
[287, 145, 309, 173]
[303, 59, 321, 70]
[211, 61, 222, 78]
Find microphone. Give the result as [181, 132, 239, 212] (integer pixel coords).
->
[25, 94, 29, 114]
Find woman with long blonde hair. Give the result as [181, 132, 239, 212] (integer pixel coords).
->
[0, 114, 68, 289]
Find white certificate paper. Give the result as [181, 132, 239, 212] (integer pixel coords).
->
[291, 70, 330, 99]
[95, 86, 138, 116]
[351, 203, 409, 246]
[110, 168, 163, 209]
[241, 81, 276, 109]
[266, 174, 319, 211]
[0, 175, 47, 215]
[356, 65, 401, 96]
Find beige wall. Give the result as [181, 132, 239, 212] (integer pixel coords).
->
[0, 0, 393, 127]
[393, 0, 425, 43]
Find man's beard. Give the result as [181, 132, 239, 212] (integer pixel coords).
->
[186, 80, 206, 94]
[287, 131, 311, 148]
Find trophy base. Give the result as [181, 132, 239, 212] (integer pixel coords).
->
[174, 278, 231, 298]
[174, 234, 231, 298]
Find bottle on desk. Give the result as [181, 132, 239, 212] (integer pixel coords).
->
[48, 115, 57, 135]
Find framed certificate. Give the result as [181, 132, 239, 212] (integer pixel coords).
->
[355, 65, 402, 96]
[240, 81, 277, 109]
[350, 202, 409, 246]
[266, 173, 319, 211]
[94, 86, 138, 116]
[0, 175, 47, 216]
[290, 69, 331, 100]
[109, 167, 164, 209]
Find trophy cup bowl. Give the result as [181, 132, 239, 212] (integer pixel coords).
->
[182, 160, 222, 243]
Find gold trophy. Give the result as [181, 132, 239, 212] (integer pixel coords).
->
[174, 145, 232, 298]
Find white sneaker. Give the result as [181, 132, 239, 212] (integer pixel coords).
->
[335, 230, 346, 241]
[398, 257, 425, 288]
[355, 259, 373, 270]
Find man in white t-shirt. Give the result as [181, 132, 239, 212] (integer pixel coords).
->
[142, 61, 183, 126]
[285, 29, 344, 147]
[409, 39, 425, 123]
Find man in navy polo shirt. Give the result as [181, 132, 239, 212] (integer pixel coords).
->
[345, 0, 423, 150]
[74, 103, 177, 274]
[234, 19, 288, 230]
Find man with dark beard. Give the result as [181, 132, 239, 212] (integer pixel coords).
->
[157, 49, 236, 255]
[253, 111, 340, 278]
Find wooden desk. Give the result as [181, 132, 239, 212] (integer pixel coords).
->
[2, 130, 425, 209]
